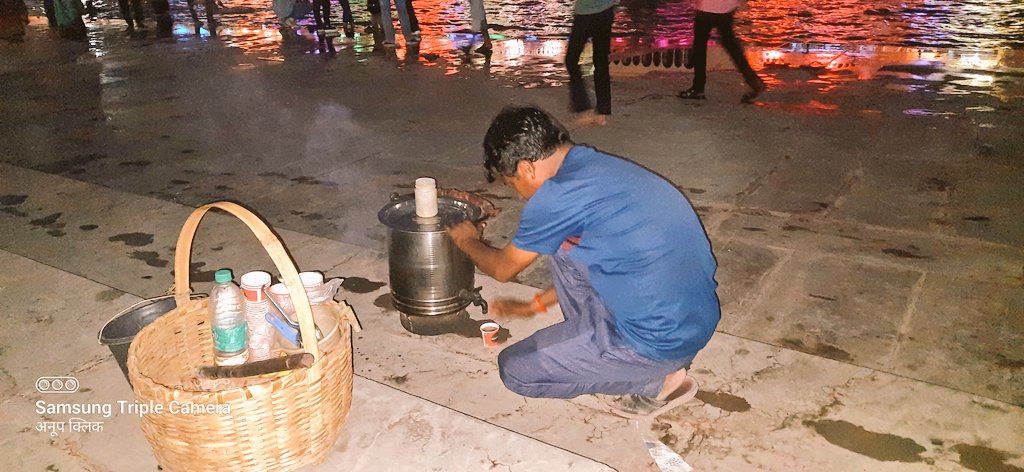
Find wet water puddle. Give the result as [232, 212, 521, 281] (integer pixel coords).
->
[38, 0, 1024, 102]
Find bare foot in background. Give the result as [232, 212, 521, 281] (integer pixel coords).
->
[572, 111, 608, 128]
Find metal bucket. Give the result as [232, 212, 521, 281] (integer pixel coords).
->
[98, 295, 192, 386]
[378, 194, 487, 330]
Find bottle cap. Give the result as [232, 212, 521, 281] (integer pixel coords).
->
[214, 269, 233, 283]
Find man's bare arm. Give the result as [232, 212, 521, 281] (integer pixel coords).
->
[448, 221, 538, 283]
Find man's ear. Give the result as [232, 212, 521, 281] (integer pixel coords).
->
[516, 160, 536, 179]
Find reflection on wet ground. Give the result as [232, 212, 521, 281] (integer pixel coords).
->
[27, 0, 1024, 100]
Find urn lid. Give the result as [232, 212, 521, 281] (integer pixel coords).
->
[378, 194, 482, 233]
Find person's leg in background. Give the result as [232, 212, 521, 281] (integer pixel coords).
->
[288, 0, 315, 26]
[365, 0, 383, 42]
[130, 0, 144, 27]
[378, 0, 396, 45]
[312, 0, 328, 31]
[338, 0, 354, 38]
[590, 6, 614, 117]
[468, 0, 491, 53]
[203, 0, 217, 30]
[117, 0, 137, 33]
[44, 0, 56, 26]
[715, 11, 765, 102]
[679, 10, 713, 99]
[565, 12, 594, 114]
[405, 0, 418, 31]
[150, 0, 174, 37]
[405, 0, 419, 41]
[392, 0, 413, 43]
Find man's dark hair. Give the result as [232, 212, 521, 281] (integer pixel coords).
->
[482, 106, 572, 182]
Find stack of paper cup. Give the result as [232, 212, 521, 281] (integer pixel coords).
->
[239, 271, 273, 361]
[268, 283, 294, 317]
[414, 177, 438, 218]
[299, 271, 325, 302]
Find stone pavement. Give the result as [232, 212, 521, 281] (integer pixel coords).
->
[1, 20, 1023, 471]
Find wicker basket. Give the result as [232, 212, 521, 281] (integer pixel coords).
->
[127, 202, 356, 472]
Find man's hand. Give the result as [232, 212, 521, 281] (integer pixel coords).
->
[446, 220, 483, 250]
[446, 220, 537, 283]
[490, 298, 538, 320]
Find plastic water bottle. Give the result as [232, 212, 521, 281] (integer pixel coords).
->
[210, 269, 249, 366]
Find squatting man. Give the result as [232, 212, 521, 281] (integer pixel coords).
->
[447, 106, 721, 417]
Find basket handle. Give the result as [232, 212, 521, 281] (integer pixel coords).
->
[173, 202, 320, 361]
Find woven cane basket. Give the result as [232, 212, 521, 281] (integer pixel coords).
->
[127, 202, 355, 472]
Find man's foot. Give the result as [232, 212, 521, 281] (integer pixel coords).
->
[741, 79, 766, 104]
[572, 111, 609, 127]
[677, 88, 705, 100]
[603, 376, 698, 419]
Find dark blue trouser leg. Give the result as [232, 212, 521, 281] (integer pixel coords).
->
[497, 250, 693, 399]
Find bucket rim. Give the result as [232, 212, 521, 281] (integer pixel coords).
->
[98, 293, 203, 345]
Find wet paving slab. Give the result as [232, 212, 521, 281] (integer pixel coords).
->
[893, 272, 1024, 406]
[736, 253, 924, 368]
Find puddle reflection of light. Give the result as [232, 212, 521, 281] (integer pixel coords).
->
[504, 39, 525, 59]
[957, 53, 997, 70]
[904, 108, 957, 116]
[539, 40, 563, 57]
[761, 49, 785, 67]
[758, 100, 840, 114]
[944, 73, 996, 93]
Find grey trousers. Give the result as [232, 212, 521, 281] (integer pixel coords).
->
[497, 249, 693, 399]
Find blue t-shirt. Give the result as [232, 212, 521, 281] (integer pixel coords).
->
[513, 145, 720, 360]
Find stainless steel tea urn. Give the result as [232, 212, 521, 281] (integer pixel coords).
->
[378, 194, 487, 334]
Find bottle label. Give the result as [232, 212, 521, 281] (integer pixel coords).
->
[213, 325, 247, 354]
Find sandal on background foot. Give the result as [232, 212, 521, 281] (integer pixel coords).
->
[603, 376, 699, 419]
[677, 88, 706, 100]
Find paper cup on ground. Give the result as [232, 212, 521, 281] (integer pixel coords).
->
[240, 271, 272, 302]
[480, 322, 500, 347]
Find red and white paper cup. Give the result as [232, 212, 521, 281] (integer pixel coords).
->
[240, 271, 272, 361]
[240, 271, 272, 302]
[480, 322, 500, 347]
